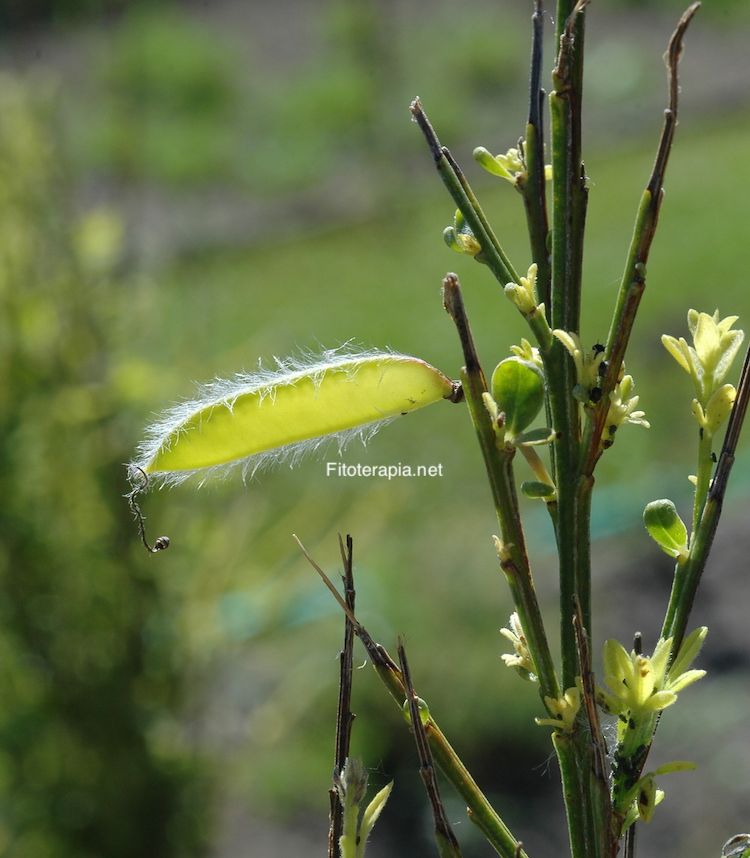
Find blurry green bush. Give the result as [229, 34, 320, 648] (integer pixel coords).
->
[87, 7, 238, 185]
[0, 75, 210, 857]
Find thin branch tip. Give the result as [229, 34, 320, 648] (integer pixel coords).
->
[293, 534, 359, 626]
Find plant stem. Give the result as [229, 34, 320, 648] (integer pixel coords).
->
[329, 536, 357, 858]
[296, 537, 531, 858]
[398, 641, 464, 858]
[410, 98, 520, 286]
[520, 0, 557, 483]
[549, 6, 612, 858]
[520, 0, 551, 313]
[553, 733, 589, 858]
[691, 427, 714, 536]
[443, 273, 559, 702]
[662, 334, 750, 651]
[619, 215, 750, 842]
[580, 2, 700, 476]
[573, 606, 616, 856]
[549, 0, 589, 691]
[551, 0, 588, 337]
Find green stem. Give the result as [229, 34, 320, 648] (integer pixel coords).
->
[398, 642, 464, 858]
[340, 799, 360, 858]
[444, 274, 559, 702]
[692, 428, 714, 536]
[365, 637, 530, 858]
[298, 540, 530, 858]
[581, 3, 700, 475]
[549, 1, 588, 690]
[553, 733, 589, 858]
[550, 0, 588, 337]
[520, 0, 551, 312]
[546, 339, 581, 688]
[664, 340, 750, 650]
[410, 98, 520, 286]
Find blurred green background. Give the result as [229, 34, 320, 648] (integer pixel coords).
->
[1, 1, 749, 857]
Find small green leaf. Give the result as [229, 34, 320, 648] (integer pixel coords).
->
[490, 357, 545, 437]
[521, 480, 556, 499]
[358, 781, 393, 856]
[643, 499, 689, 559]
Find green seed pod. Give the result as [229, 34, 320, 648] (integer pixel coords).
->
[490, 357, 545, 438]
[643, 499, 688, 560]
[132, 349, 454, 485]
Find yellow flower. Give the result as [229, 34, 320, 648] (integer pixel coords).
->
[662, 309, 744, 403]
[500, 612, 537, 681]
[473, 144, 552, 186]
[601, 374, 650, 449]
[535, 687, 581, 732]
[505, 263, 543, 317]
[552, 329, 606, 396]
[597, 627, 707, 722]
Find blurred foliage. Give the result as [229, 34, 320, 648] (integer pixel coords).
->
[0, 76, 210, 857]
[86, 7, 238, 185]
[70, 0, 526, 193]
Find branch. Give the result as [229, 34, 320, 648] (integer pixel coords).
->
[442, 274, 559, 702]
[398, 641, 464, 858]
[661, 332, 750, 651]
[328, 535, 357, 858]
[548, 0, 590, 692]
[295, 536, 530, 858]
[581, 2, 701, 476]
[573, 604, 615, 855]
[410, 98, 520, 286]
[520, 0, 552, 314]
[550, 0, 590, 336]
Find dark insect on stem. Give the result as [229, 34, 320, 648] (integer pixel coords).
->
[126, 467, 170, 554]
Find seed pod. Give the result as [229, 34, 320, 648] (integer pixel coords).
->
[490, 357, 545, 439]
[132, 349, 454, 484]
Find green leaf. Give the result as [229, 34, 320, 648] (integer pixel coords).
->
[490, 357, 545, 437]
[133, 351, 454, 481]
[643, 499, 689, 559]
[358, 781, 393, 856]
[521, 480, 556, 499]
